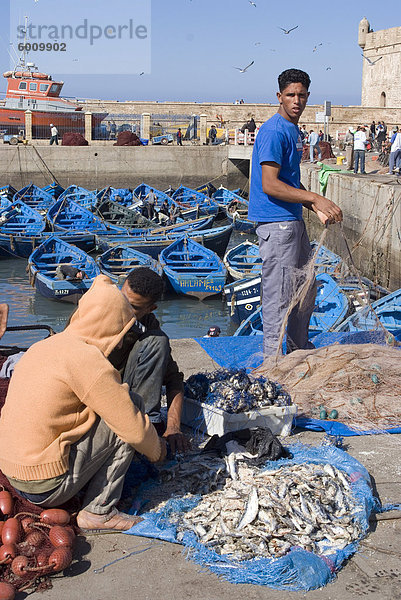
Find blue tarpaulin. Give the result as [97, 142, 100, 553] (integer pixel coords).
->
[125, 443, 378, 591]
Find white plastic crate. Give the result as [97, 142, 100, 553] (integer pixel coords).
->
[182, 397, 297, 437]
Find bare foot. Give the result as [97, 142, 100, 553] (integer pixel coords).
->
[77, 507, 143, 533]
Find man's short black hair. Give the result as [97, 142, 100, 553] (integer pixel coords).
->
[125, 267, 164, 302]
[278, 69, 311, 92]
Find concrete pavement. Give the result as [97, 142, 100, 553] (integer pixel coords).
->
[34, 339, 401, 600]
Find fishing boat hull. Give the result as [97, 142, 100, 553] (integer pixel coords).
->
[97, 245, 163, 285]
[335, 286, 401, 335]
[163, 267, 226, 300]
[28, 236, 100, 303]
[234, 273, 350, 337]
[159, 237, 226, 300]
[224, 275, 261, 324]
[95, 225, 233, 259]
[0, 231, 96, 259]
[223, 241, 262, 280]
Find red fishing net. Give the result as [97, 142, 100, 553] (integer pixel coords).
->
[114, 131, 142, 146]
[61, 133, 89, 146]
[0, 362, 78, 596]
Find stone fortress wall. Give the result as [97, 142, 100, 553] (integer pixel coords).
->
[359, 17, 401, 108]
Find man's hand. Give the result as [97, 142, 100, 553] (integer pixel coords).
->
[309, 193, 343, 224]
[163, 425, 190, 454]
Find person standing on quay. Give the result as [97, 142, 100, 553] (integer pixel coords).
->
[49, 123, 58, 145]
[248, 68, 343, 358]
[353, 126, 367, 174]
[308, 129, 321, 163]
[176, 128, 183, 146]
[208, 125, 217, 145]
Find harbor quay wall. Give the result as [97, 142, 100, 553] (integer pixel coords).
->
[301, 165, 401, 290]
[0, 144, 248, 191]
[79, 100, 401, 132]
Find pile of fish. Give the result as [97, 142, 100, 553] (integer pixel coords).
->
[152, 454, 362, 561]
[184, 368, 292, 413]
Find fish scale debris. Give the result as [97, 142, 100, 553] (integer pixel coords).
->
[152, 456, 363, 561]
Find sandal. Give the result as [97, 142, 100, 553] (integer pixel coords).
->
[77, 507, 143, 534]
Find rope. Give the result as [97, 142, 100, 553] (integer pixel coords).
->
[339, 223, 393, 342]
[29, 145, 60, 184]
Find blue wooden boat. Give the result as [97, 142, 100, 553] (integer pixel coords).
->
[96, 224, 233, 259]
[28, 236, 100, 303]
[132, 183, 196, 220]
[335, 286, 401, 335]
[0, 231, 95, 259]
[133, 183, 170, 204]
[14, 184, 54, 213]
[128, 215, 214, 237]
[338, 276, 389, 310]
[0, 198, 11, 211]
[223, 240, 262, 280]
[42, 182, 65, 199]
[59, 185, 97, 210]
[0, 185, 17, 201]
[308, 273, 350, 338]
[212, 187, 244, 208]
[234, 273, 349, 338]
[225, 199, 255, 233]
[310, 241, 344, 276]
[195, 182, 217, 197]
[94, 197, 155, 229]
[172, 185, 219, 217]
[97, 245, 162, 285]
[47, 198, 128, 235]
[224, 275, 262, 324]
[0, 200, 45, 236]
[96, 187, 134, 206]
[159, 236, 226, 300]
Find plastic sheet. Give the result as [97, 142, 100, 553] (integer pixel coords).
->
[125, 443, 377, 591]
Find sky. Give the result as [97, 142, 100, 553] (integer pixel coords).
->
[0, 0, 398, 106]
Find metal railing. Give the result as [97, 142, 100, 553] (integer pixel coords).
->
[228, 129, 257, 145]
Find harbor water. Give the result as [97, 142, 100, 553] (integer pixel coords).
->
[0, 230, 253, 347]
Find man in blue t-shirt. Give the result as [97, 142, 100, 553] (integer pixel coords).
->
[248, 68, 342, 358]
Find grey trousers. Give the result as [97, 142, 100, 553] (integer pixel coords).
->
[256, 220, 316, 357]
[30, 417, 135, 514]
[122, 331, 170, 423]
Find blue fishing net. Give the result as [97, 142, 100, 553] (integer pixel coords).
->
[125, 443, 378, 591]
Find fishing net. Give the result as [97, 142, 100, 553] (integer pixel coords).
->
[0, 365, 79, 594]
[254, 343, 401, 434]
[114, 131, 142, 146]
[125, 443, 377, 591]
[61, 132, 89, 146]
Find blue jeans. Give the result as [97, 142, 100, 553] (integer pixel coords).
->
[122, 331, 170, 423]
[354, 150, 366, 173]
[310, 143, 321, 162]
[256, 220, 316, 357]
[389, 149, 401, 173]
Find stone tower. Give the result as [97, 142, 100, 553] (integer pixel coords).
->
[359, 18, 401, 108]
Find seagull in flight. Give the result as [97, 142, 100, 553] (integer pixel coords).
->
[254, 41, 261, 46]
[326, 67, 332, 70]
[139, 72, 145, 76]
[249, 1, 257, 6]
[361, 53, 382, 66]
[234, 60, 254, 73]
[279, 25, 298, 34]
[313, 43, 323, 52]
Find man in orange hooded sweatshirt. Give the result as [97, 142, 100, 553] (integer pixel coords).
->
[0, 275, 166, 532]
